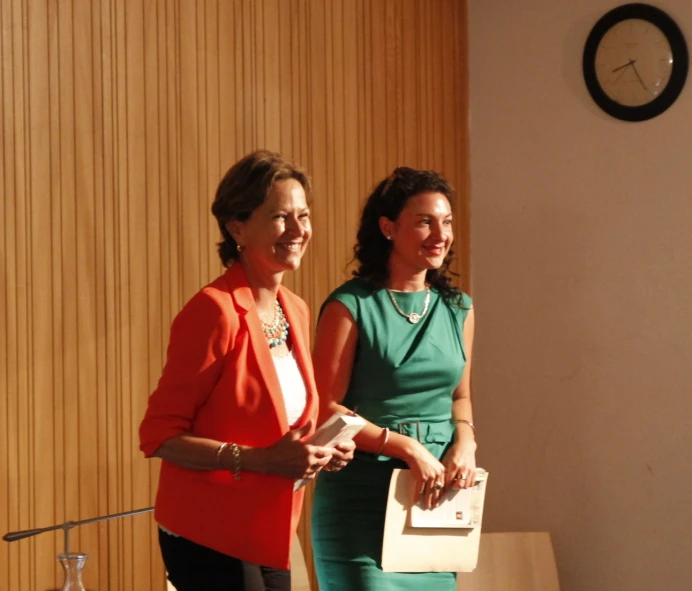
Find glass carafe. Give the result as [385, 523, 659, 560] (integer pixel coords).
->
[57, 552, 88, 591]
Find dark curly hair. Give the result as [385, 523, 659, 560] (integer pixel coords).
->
[353, 166, 465, 306]
[211, 150, 311, 267]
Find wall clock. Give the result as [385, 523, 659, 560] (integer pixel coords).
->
[583, 3, 688, 121]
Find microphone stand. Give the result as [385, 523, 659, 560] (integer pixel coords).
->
[3, 507, 154, 589]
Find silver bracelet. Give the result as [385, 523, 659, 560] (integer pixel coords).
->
[374, 427, 390, 455]
[451, 418, 475, 434]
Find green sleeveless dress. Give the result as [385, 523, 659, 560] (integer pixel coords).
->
[311, 279, 472, 591]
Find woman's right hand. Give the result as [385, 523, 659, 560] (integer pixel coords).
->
[246, 421, 335, 481]
[404, 439, 447, 510]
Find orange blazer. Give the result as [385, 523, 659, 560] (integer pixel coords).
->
[139, 262, 318, 570]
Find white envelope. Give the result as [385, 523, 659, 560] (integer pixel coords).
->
[381, 468, 489, 573]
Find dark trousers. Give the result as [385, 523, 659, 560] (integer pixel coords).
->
[159, 528, 291, 591]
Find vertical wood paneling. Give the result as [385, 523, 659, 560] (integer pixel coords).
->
[0, 4, 10, 588]
[27, 0, 53, 587]
[2, 4, 18, 590]
[1, 2, 469, 589]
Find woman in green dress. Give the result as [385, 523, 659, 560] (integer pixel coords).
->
[311, 166, 478, 591]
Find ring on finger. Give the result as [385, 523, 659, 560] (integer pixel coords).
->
[433, 481, 443, 490]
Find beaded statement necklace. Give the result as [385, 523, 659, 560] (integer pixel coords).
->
[260, 299, 290, 348]
[386, 288, 431, 324]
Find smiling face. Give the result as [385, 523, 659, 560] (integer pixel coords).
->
[380, 191, 453, 274]
[227, 178, 312, 274]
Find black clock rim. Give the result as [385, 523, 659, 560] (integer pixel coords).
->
[583, 3, 688, 122]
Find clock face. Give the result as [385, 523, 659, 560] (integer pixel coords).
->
[595, 18, 673, 107]
[583, 4, 688, 122]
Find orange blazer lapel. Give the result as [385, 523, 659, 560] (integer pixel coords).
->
[226, 264, 289, 433]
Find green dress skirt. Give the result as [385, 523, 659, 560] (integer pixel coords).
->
[311, 280, 472, 591]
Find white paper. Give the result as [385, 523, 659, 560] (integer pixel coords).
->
[293, 412, 366, 492]
[409, 485, 475, 528]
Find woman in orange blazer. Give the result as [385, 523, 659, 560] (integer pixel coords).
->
[139, 150, 354, 591]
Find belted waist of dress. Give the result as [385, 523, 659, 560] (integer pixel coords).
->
[377, 418, 454, 444]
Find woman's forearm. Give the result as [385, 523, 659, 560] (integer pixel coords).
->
[152, 433, 267, 473]
[320, 400, 419, 462]
[451, 397, 476, 444]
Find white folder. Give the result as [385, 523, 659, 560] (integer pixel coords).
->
[381, 468, 489, 573]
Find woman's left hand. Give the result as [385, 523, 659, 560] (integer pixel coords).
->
[324, 440, 355, 472]
[441, 440, 477, 489]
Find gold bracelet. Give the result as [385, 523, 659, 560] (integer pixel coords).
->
[451, 418, 475, 434]
[216, 442, 229, 467]
[229, 443, 241, 481]
[374, 427, 390, 455]
[217, 441, 241, 480]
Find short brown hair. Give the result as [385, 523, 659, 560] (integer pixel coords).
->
[211, 150, 312, 267]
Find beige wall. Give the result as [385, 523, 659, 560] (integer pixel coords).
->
[1, 1, 469, 589]
[468, 1, 692, 590]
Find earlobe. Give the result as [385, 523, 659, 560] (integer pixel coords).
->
[378, 216, 393, 241]
[226, 220, 242, 244]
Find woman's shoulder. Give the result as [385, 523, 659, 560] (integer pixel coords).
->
[200, 271, 238, 308]
[172, 273, 238, 332]
[437, 289, 473, 326]
[328, 277, 376, 301]
[320, 278, 376, 319]
[458, 291, 473, 309]
[433, 286, 472, 308]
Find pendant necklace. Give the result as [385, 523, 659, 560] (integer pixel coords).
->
[386, 288, 431, 324]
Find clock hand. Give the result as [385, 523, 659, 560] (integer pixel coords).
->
[612, 58, 635, 73]
[630, 61, 649, 92]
